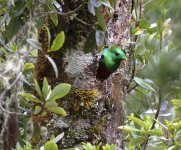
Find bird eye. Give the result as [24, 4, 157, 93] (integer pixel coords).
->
[115, 52, 119, 56]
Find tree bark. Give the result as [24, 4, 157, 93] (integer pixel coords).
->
[34, 0, 131, 148]
[103, 0, 131, 145]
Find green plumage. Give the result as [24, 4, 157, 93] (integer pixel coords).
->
[96, 45, 127, 82]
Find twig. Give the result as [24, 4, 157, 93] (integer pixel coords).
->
[40, 4, 83, 17]
[142, 90, 162, 150]
[0, 72, 23, 115]
[8, 72, 22, 90]
[127, 83, 138, 93]
[74, 16, 93, 26]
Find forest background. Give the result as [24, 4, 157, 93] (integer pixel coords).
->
[0, 0, 181, 150]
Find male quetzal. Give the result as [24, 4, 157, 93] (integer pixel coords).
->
[96, 45, 128, 82]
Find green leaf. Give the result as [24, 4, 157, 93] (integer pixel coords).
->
[50, 13, 58, 26]
[82, 142, 94, 150]
[16, 142, 23, 150]
[118, 125, 140, 132]
[30, 49, 38, 57]
[148, 23, 158, 33]
[95, 8, 106, 31]
[49, 31, 65, 52]
[139, 19, 150, 29]
[130, 137, 144, 146]
[6, 17, 24, 40]
[134, 77, 155, 92]
[152, 118, 168, 129]
[45, 26, 51, 49]
[132, 27, 144, 35]
[34, 79, 43, 98]
[27, 38, 42, 50]
[144, 115, 151, 131]
[34, 106, 42, 115]
[13, 0, 26, 16]
[93, 0, 102, 7]
[0, 0, 6, 3]
[127, 116, 145, 127]
[44, 141, 58, 150]
[53, 132, 64, 143]
[45, 101, 58, 108]
[23, 63, 35, 70]
[84, 30, 96, 53]
[96, 29, 104, 47]
[109, 0, 116, 7]
[10, 0, 15, 6]
[8, 43, 18, 51]
[62, 148, 76, 150]
[95, 143, 102, 150]
[101, 1, 114, 10]
[47, 3, 58, 26]
[32, 123, 41, 145]
[147, 129, 164, 136]
[21, 141, 33, 150]
[25, 0, 32, 10]
[48, 83, 71, 101]
[103, 144, 115, 150]
[47, 106, 67, 116]
[42, 77, 51, 98]
[170, 99, 181, 107]
[20, 92, 41, 103]
[45, 55, 58, 78]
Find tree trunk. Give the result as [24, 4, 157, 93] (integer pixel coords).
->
[103, 0, 131, 145]
[34, 0, 131, 148]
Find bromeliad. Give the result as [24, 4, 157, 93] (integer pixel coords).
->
[96, 45, 128, 82]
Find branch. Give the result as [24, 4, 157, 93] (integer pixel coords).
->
[41, 4, 83, 17]
[0, 72, 23, 115]
[142, 90, 162, 150]
[8, 72, 22, 90]
[74, 16, 93, 26]
[127, 83, 139, 93]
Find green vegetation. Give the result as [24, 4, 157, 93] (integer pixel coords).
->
[0, 0, 181, 150]
[122, 0, 181, 149]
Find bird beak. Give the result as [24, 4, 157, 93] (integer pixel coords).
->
[123, 58, 128, 62]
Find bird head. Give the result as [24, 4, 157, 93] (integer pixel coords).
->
[110, 45, 128, 62]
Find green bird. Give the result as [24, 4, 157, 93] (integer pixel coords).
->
[96, 45, 128, 82]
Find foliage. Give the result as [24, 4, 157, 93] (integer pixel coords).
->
[84, 0, 114, 53]
[18, 78, 71, 146]
[20, 77, 71, 116]
[16, 140, 58, 150]
[119, 100, 181, 149]
[16, 141, 115, 150]
[76, 142, 115, 150]
[123, 0, 181, 149]
[48, 31, 65, 52]
[0, 0, 115, 149]
[0, 0, 181, 150]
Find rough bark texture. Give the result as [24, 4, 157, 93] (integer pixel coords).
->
[34, 0, 131, 148]
[104, 0, 131, 145]
[1, 86, 20, 150]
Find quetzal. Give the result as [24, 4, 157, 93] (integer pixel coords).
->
[96, 45, 128, 82]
